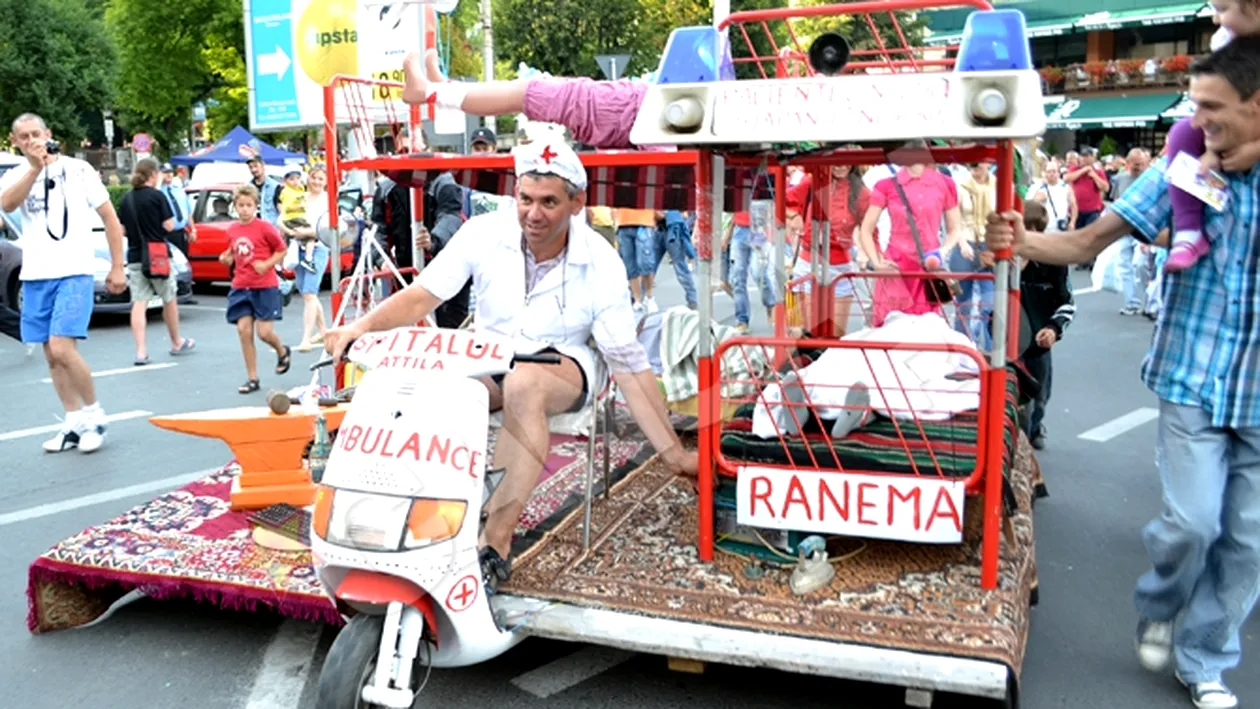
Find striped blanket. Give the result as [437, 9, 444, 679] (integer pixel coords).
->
[720, 366, 1022, 478]
[658, 307, 772, 405]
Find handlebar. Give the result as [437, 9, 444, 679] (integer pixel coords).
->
[513, 352, 563, 365]
[310, 337, 356, 371]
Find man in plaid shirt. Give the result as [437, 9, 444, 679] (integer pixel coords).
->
[985, 38, 1260, 709]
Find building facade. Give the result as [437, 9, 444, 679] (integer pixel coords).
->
[922, 0, 1214, 155]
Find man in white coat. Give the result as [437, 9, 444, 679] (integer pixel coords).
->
[325, 140, 698, 590]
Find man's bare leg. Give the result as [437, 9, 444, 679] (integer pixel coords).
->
[45, 337, 94, 411]
[480, 359, 585, 559]
[403, 49, 528, 116]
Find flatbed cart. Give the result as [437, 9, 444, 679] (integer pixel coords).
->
[319, 1, 1045, 706]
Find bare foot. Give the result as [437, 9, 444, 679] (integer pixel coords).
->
[425, 48, 445, 83]
[401, 51, 428, 104]
[402, 49, 450, 105]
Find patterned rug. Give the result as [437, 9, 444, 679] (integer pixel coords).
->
[501, 434, 1041, 678]
[26, 407, 652, 634]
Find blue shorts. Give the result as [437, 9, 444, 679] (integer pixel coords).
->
[226, 287, 284, 324]
[617, 226, 656, 278]
[21, 275, 94, 343]
[295, 243, 330, 295]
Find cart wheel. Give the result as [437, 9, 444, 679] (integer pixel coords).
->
[314, 614, 384, 709]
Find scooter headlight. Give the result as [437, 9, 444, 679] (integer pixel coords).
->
[312, 487, 466, 552]
[324, 489, 411, 551]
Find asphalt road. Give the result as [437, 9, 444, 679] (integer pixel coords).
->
[0, 265, 1255, 709]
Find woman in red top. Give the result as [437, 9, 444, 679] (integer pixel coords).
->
[784, 164, 871, 336]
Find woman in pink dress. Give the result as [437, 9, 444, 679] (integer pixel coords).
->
[857, 157, 964, 327]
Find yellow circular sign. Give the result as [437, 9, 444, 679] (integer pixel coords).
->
[296, 0, 359, 87]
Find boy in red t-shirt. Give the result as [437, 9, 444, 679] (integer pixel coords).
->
[218, 184, 292, 393]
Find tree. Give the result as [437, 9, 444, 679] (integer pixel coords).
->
[0, 0, 116, 147]
[105, 0, 252, 156]
[494, 0, 645, 78]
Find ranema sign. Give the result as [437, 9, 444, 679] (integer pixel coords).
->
[243, 0, 438, 131]
[736, 466, 966, 544]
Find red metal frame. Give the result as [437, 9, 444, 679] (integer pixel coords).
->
[319, 0, 1023, 591]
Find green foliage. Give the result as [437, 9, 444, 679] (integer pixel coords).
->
[0, 0, 116, 146]
[107, 184, 129, 212]
[1098, 134, 1120, 157]
[494, 0, 645, 78]
[105, 0, 253, 155]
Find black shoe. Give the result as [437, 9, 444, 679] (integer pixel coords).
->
[1031, 434, 1046, 450]
[479, 547, 512, 594]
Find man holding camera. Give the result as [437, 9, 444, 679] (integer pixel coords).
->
[0, 113, 127, 453]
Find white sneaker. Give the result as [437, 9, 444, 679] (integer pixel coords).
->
[75, 407, 107, 453]
[1177, 674, 1239, 709]
[1136, 618, 1174, 672]
[42, 427, 81, 453]
[644, 296, 659, 314]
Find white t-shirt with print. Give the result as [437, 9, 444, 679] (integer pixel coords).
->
[0, 156, 110, 280]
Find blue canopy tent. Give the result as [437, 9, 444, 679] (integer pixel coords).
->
[169, 125, 306, 167]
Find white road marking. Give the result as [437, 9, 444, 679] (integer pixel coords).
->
[1072, 285, 1101, 295]
[0, 468, 215, 527]
[1078, 407, 1160, 442]
[0, 409, 153, 441]
[510, 646, 635, 698]
[180, 305, 227, 312]
[244, 620, 324, 709]
[39, 362, 178, 383]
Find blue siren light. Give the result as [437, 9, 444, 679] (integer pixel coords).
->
[656, 27, 737, 84]
[956, 10, 1033, 72]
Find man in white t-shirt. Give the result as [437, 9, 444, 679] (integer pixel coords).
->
[1030, 159, 1078, 233]
[324, 140, 697, 591]
[0, 113, 127, 453]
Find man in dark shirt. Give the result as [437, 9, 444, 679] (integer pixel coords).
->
[118, 158, 194, 364]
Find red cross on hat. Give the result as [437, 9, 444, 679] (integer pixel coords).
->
[540, 145, 557, 164]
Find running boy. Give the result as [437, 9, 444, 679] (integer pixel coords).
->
[219, 184, 293, 393]
[1162, 1, 1260, 272]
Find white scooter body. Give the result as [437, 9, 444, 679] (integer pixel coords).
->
[311, 327, 538, 706]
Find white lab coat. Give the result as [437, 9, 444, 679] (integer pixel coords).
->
[416, 210, 641, 406]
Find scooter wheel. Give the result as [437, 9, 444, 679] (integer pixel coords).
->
[315, 613, 385, 709]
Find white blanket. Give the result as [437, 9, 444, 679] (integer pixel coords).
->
[751, 312, 982, 438]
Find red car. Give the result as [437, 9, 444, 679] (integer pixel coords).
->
[184, 184, 363, 285]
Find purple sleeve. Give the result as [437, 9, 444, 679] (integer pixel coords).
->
[1165, 116, 1206, 235]
[523, 78, 648, 150]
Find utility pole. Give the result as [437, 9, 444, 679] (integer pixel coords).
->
[480, 0, 496, 132]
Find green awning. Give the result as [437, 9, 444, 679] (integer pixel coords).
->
[924, 14, 1082, 45]
[1044, 92, 1183, 129]
[1075, 3, 1207, 30]
[1162, 93, 1195, 120]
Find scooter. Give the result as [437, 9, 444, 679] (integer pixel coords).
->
[309, 325, 561, 709]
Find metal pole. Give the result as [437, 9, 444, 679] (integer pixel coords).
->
[480, 0, 496, 132]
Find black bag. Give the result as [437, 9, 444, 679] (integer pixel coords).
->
[891, 178, 957, 305]
[142, 239, 171, 279]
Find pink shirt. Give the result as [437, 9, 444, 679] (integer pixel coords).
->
[870, 168, 958, 259]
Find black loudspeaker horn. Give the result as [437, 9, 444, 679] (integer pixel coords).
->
[808, 33, 851, 76]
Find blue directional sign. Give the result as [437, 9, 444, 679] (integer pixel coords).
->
[248, 0, 300, 129]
